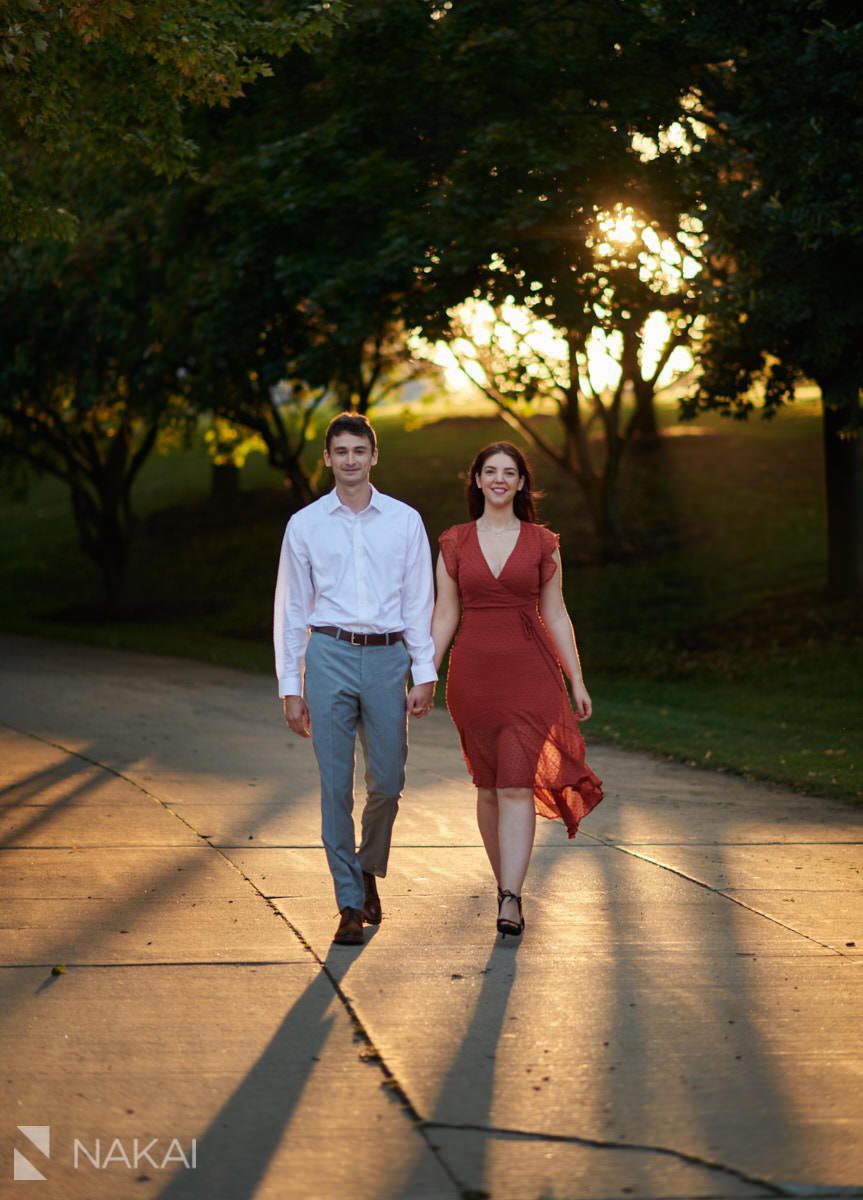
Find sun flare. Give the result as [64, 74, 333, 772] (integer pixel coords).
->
[411, 206, 702, 403]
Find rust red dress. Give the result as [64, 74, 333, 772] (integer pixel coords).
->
[439, 521, 603, 838]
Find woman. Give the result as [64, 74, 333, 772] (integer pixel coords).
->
[431, 442, 603, 938]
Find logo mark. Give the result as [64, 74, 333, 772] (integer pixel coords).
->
[14, 1126, 50, 1181]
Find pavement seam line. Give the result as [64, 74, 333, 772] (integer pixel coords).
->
[253, 911, 470, 1198]
[423, 1120, 793, 1197]
[0, 960, 314, 968]
[581, 831, 860, 962]
[2, 720, 471, 1199]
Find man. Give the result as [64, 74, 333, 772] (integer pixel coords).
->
[273, 413, 436, 945]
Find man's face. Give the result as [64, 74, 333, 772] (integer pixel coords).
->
[323, 432, 378, 487]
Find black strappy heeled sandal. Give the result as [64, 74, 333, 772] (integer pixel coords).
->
[496, 888, 525, 939]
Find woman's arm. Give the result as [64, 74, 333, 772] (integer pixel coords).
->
[431, 553, 461, 671]
[539, 549, 593, 720]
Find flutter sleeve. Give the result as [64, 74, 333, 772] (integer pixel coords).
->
[438, 526, 460, 579]
[539, 525, 560, 583]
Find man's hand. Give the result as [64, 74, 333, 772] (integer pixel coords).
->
[283, 695, 311, 738]
[407, 681, 435, 718]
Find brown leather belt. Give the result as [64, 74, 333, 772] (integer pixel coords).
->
[311, 626, 405, 647]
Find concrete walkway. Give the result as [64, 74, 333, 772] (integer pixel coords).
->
[0, 633, 861, 1200]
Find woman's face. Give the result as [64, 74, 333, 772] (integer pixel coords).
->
[476, 452, 524, 510]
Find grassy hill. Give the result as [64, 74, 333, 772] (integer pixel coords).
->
[1, 397, 859, 800]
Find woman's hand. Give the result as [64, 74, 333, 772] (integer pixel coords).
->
[571, 679, 592, 721]
[407, 681, 435, 717]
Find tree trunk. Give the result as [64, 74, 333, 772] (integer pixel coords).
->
[560, 333, 631, 557]
[597, 442, 629, 559]
[631, 378, 660, 447]
[210, 461, 240, 512]
[66, 479, 127, 613]
[819, 374, 863, 599]
[73, 494, 131, 614]
[280, 454, 315, 508]
[93, 499, 132, 614]
[98, 555, 126, 615]
[250, 405, 317, 508]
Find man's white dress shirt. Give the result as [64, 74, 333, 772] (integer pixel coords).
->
[274, 485, 437, 697]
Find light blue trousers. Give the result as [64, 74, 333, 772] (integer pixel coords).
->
[304, 632, 410, 911]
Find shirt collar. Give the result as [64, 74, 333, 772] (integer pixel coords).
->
[325, 484, 384, 515]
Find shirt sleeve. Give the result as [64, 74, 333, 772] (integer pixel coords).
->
[273, 518, 314, 697]
[539, 525, 560, 583]
[401, 510, 438, 686]
[438, 527, 459, 579]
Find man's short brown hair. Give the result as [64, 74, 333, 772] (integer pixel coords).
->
[325, 412, 377, 453]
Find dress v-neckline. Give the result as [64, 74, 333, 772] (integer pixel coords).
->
[473, 520, 523, 581]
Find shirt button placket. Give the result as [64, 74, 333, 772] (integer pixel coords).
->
[354, 515, 369, 636]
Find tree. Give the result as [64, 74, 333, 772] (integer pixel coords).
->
[0, 4, 348, 600]
[391, 0, 693, 553]
[664, 0, 863, 597]
[0, 186, 189, 608]
[427, 210, 700, 554]
[165, 0, 694, 540]
[156, 13, 439, 504]
[0, 0, 346, 240]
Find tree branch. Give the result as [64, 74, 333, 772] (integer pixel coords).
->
[451, 357, 568, 469]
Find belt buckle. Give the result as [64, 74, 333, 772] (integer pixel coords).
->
[349, 630, 363, 646]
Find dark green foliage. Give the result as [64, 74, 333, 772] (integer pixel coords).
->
[0, 0, 347, 239]
[396, 1, 699, 554]
[154, 14, 441, 502]
[406, 0, 687, 329]
[4, 0, 859, 615]
[0, 178, 191, 608]
[665, 0, 863, 595]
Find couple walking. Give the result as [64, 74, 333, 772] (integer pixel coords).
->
[273, 413, 602, 946]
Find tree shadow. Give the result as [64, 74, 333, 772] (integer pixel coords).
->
[0, 752, 115, 842]
[387, 876, 539, 1197]
[0, 726, 319, 1013]
[154, 946, 370, 1200]
[579, 809, 817, 1190]
[0, 754, 86, 806]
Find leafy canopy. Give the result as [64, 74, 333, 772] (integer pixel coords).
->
[0, 0, 347, 239]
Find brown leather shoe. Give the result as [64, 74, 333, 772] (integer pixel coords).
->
[362, 871, 382, 925]
[333, 907, 364, 945]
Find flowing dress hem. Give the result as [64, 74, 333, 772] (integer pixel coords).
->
[536, 777, 604, 839]
[459, 750, 604, 840]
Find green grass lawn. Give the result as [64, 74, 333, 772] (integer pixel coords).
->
[1, 397, 859, 801]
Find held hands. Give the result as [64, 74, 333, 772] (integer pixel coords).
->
[571, 679, 593, 721]
[285, 686, 435, 732]
[283, 695, 311, 738]
[407, 681, 435, 718]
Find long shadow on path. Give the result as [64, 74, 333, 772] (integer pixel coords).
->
[415, 939, 519, 1196]
[155, 945, 372, 1200]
